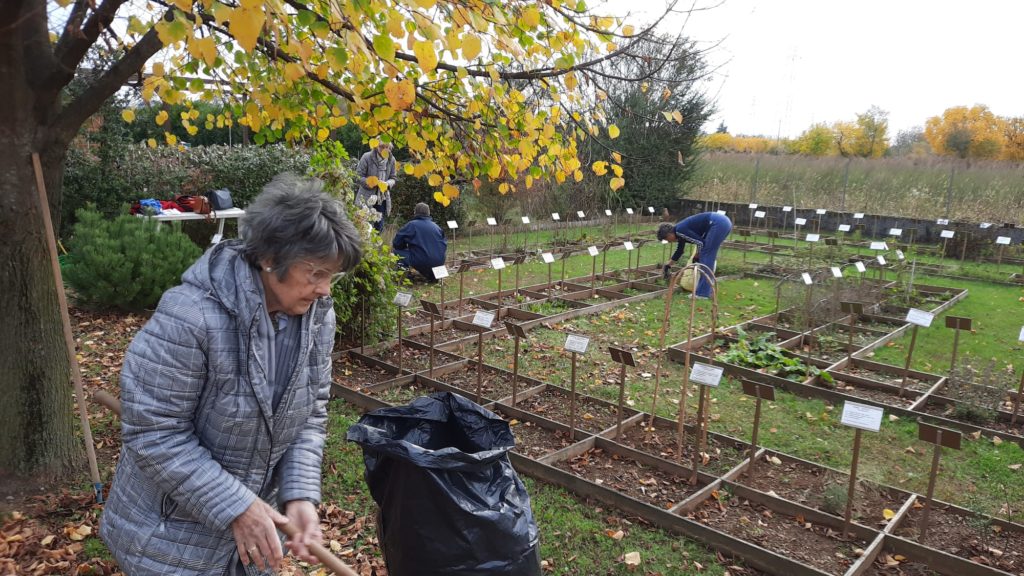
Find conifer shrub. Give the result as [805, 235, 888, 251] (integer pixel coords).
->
[65, 207, 202, 310]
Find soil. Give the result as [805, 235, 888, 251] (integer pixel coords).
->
[501, 414, 578, 460]
[373, 380, 439, 405]
[733, 455, 908, 523]
[614, 418, 748, 476]
[438, 365, 532, 403]
[837, 365, 933, 392]
[371, 345, 461, 372]
[553, 447, 703, 510]
[917, 400, 1024, 437]
[895, 506, 1024, 575]
[406, 326, 474, 346]
[689, 494, 869, 575]
[865, 556, 940, 575]
[332, 355, 397, 389]
[518, 388, 637, 434]
[823, 378, 921, 409]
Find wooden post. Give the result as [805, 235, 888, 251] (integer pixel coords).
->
[458, 266, 466, 316]
[505, 321, 528, 406]
[945, 316, 972, 370]
[428, 307, 436, 377]
[396, 305, 403, 373]
[496, 266, 503, 307]
[917, 422, 962, 542]
[569, 351, 578, 440]
[1012, 369, 1023, 426]
[842, 428, 863, 537]
[900, 325, 920, 397]
[476, 330, 484, 404]
[742, 380, 775, 478]
[691, 383, 709, 483]
[360, 298, 366, 354]
[840, 302, 863, 364]
[608, 347, 635, 439]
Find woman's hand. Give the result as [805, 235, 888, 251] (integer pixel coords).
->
[231, 499, 289, 571]
[283, 500, 322, 564]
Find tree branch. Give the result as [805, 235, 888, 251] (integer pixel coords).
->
[52, 0, 130, 85]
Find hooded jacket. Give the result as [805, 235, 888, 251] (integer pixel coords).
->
[392, 215, 447, 271]
[100, 240, 335, 575]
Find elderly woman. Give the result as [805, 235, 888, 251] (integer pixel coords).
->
[100, 173, 362, 575]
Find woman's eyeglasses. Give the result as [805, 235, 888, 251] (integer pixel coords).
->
[303, 261, 346, 286]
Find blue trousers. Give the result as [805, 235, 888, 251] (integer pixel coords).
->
[394, 248, 437, 281]
[676, 212, 732, 297]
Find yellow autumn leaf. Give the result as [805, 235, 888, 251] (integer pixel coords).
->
[622, 24, 635, 36]
[365, 176, 380, 188]
[520, 6, 541, 28]
[228, 3, 266, 53]
[384, 78, 416, 110]
[462, 34, 482, 60]
[591, 161, 608, 176]
[147, 138, 157, 149]
[882, 508, 895, 520]
[188, 35, 218, 67]
[316, 127, 329, 142]
[155, 110, 169, 126]
[608, 124, 620, 139]
[612, 152, 622, 163]
[413, 41, 438, 73]
[432, 191, 446, 203]
[672, 110, 683, 123]
[413, 0, 436, 8]
[611, 164, 623, 177]
[427, 173, 442, 186]
[165, 132, 177, 146]
[498, 182, 510, 195]
[121, 109, 136, 123]
[442, 183, 459, 198]
[573, 170, 583, 182]
[283, 61, 305, 82]
[609, 177, 624, 191]
[404, 164, 415, 175]
[661, 111, 674, 122]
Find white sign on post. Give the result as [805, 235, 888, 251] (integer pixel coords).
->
[588, 246, 600, 257]
[447, 220, 458, 229]
[838, 224, 851, 232]
[997, 236, 1012, 245]
[1019, 326, 1024, 342]
[749, 203, 759, 209]
[626, 208, 634, 215]
[605, 209, 613, 216]
[624, 241, 635, 250]
[432, 265, 450, 279]
[905, 308, 934, 328]
[980, 222, 992, 229]
[491, 257, 506, 270]
[541, 252, 555, 264]
[795, 217, 807, 226]
[754, 210, 766, 218]
[816, 208, 827, 215]
[937, 218, 949, 225]
[393, 292, 413, 307]
[877, 255, 887, 265]
[854, 213, 865, 219]
[896, 249, 905, 260]
[841, 401, 884, 432]
[802, 272, 813, 285]
[472, 310, 495, 328]
[831, 267, 843, 278]
[211, 233, 223, 244]
[940, 230, 955, 239]
[716, 210, 727, 216]
[552, 212, 561, 221]
[690, 363, 724, 387]
[521, 216, 531, 224]
[806, 233, 820, 242]
[889, 228, 903, 236]
[855, 261, 867, 273]
[487, 217, 498, 226]
[648, 207, 656, 214]
[577, 210, 586, 218]
[564, 334, 590, 354]
[782, 206, 793, 212]
[870, 241, 888, 251]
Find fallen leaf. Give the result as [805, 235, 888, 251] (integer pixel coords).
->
[969, 431, 982, 440]
[888, 414, 900, 422]
[992, 436, 1003, 446]
[1009, 464, 1022, 471]
[606, 529, 624, 540]
[768, 455, 782, 465]
[882, 508, 895, 520]
[623, 551, 641, 568]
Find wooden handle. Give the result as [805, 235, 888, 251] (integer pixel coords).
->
[93, 392, 360, 576]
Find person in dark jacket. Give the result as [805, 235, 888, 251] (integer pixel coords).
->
[657, 211, 733, 298]
[393, 202, 448, 282]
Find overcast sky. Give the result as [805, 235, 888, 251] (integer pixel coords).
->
[608, 0, 1024, 138]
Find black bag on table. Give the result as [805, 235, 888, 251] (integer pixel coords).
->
[206, 188, 233, 210]
[346, 392, 541, 576]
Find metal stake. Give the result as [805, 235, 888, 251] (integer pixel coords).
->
[842, 428, 863, 538]
[900, 325, 920, 398]
[569, 351, 578, 440]
[919, 432, 942, 542]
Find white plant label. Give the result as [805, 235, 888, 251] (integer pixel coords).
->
[661, 239, 669, 244]
[980, 222, 992, 229]
[491, 257, 506, 270]
[937, 218, 949, 225]
[716, 210, 727, 216]
[577, 210, 586, 218]
[432, 265, 450, 279]
[997, 236, 1012, 245]
[754, 210, 766, 218]
[690, 363, 724, 387]
[854, 213, 865, 219]
[626, 208, 634, 215]
[806, 233, 820, 242]
[588, 246, 600, 257]
[940, 230, 955, 239]
[782, 206, 793, 212]
[447, 220, 458, 229]
[749, 203, 758, 209]
[838, 224, 851, 232]
[1019, 325, 1024, 342]
[521, 216, 531, 224]
[795, 218, 807, 226]
[870, 241, 888, 251]
[841, 401, 884, 432]
[648, 206, 655, 214]
[605, 209, 613, 216]
[541, 252, 555, 264]
[472, 310, 495, 328]
[816, 208, 827, 215]
[877, 255, 887, 265]
[855, 261, 867, 273]
[905, 308, 934, 328]
[889, 228, 903, 236]
[564, 334, 590, 354]
[551, 212, 561, 221]
[624, 241, 635, 251]
[393, 292, 413, 307]
[801, 272, 813, 285]
[896, 249, 905, 260]
[487, 217, 498, 226]
[831, 267, 843, 278]
[211, 233, 223, 244]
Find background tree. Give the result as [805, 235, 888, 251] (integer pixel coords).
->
[924, 105, 1005, 159]
[1000, 117, 1024, 162]
[887, 126, 929, 157]
[793, 123, 834, 156]
[1, 0, 690, 480]
[851, 105, 889, 158]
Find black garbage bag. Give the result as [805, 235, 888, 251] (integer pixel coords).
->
[346, 392, 541, 576]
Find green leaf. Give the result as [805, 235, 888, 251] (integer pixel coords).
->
[296, 10, 317, 26]
[373, 33, 395, 62]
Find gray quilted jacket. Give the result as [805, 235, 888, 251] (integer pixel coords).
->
[100, 240, 335, 575]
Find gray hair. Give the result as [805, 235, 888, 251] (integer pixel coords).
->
[656, 222, 675, 241]
[240, 173, 362, 279]
[414, 202, 430, 217]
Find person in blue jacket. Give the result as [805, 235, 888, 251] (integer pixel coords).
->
[657, 211, 733, 298]
[393, 202, 448, 282]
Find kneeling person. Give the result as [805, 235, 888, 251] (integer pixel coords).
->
[393, 202, 448, 281]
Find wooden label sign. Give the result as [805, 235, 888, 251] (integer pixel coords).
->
[491, 257, 506, 270]
[826, 238, 839, 246]
[420, 300, 441, 315]
[521, 216, 531, 224]
[741, 379, 776, 401]
[608, 346, 637, 367]
[505, 321, 528, 339]
[738, 229, 751, 237]
[841, 401, 884, 432]
[551, 212, 560, 221]
[940, 230, 955, 239]
[487, 217, 498, 226]
[997, 236, 1012, 245]
[564, 334, 590, 354]
[587, 246, 600, 257]
[432, 265, 450, 279]
[447, 220, 458, 229]
[870, 241, 888, 250]
[906, 308, 934, 327]
[889, 228, 903, 236]
[716, 210, 727, 216]
[838, 224, 851, 232]
[840, 301, 864, 314]
[755, 210, 766, 218]
[918, 421, 962, 450]
[393, 292, 413, 307]
[768, 231, 780, 238]
[937, 218, 949, 225]
[748, 203, 758, 209]
[541, 252, 555, 264]
[816, 208, 827, 215]
[456, 262, 474, 274]
[472, 310, 495, 328]
[690, 362, 724, 387]
[626, 208, 634, 215]
[782, 206, 793, 212]
[795, 217, 807, 226]
[854, 261, 867, 273]
[853, 213, 865, 219]
[801, 272, 813, 285]
[945, 316, 972, 331]
[831, 267, 843, 278]
[577, 210, 586, 218]
[605, 209, 613, 216]
[512, 255, 527, 265]
[624, 241, 635, 250]
[806, 233, 820, 242]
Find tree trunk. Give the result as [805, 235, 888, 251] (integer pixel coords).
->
[0, 8, 81, 480]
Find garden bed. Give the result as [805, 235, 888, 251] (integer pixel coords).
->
[517, 386, 638, 434]
[437, 364, 534, 403]
[821, 377, 922, 408]
[501, 412, 577, 460]
[894, 505, 1024, 574]
[370, 345, 461, 372]
[612, 417, 748, 476]
[332, 355, 397, 389]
